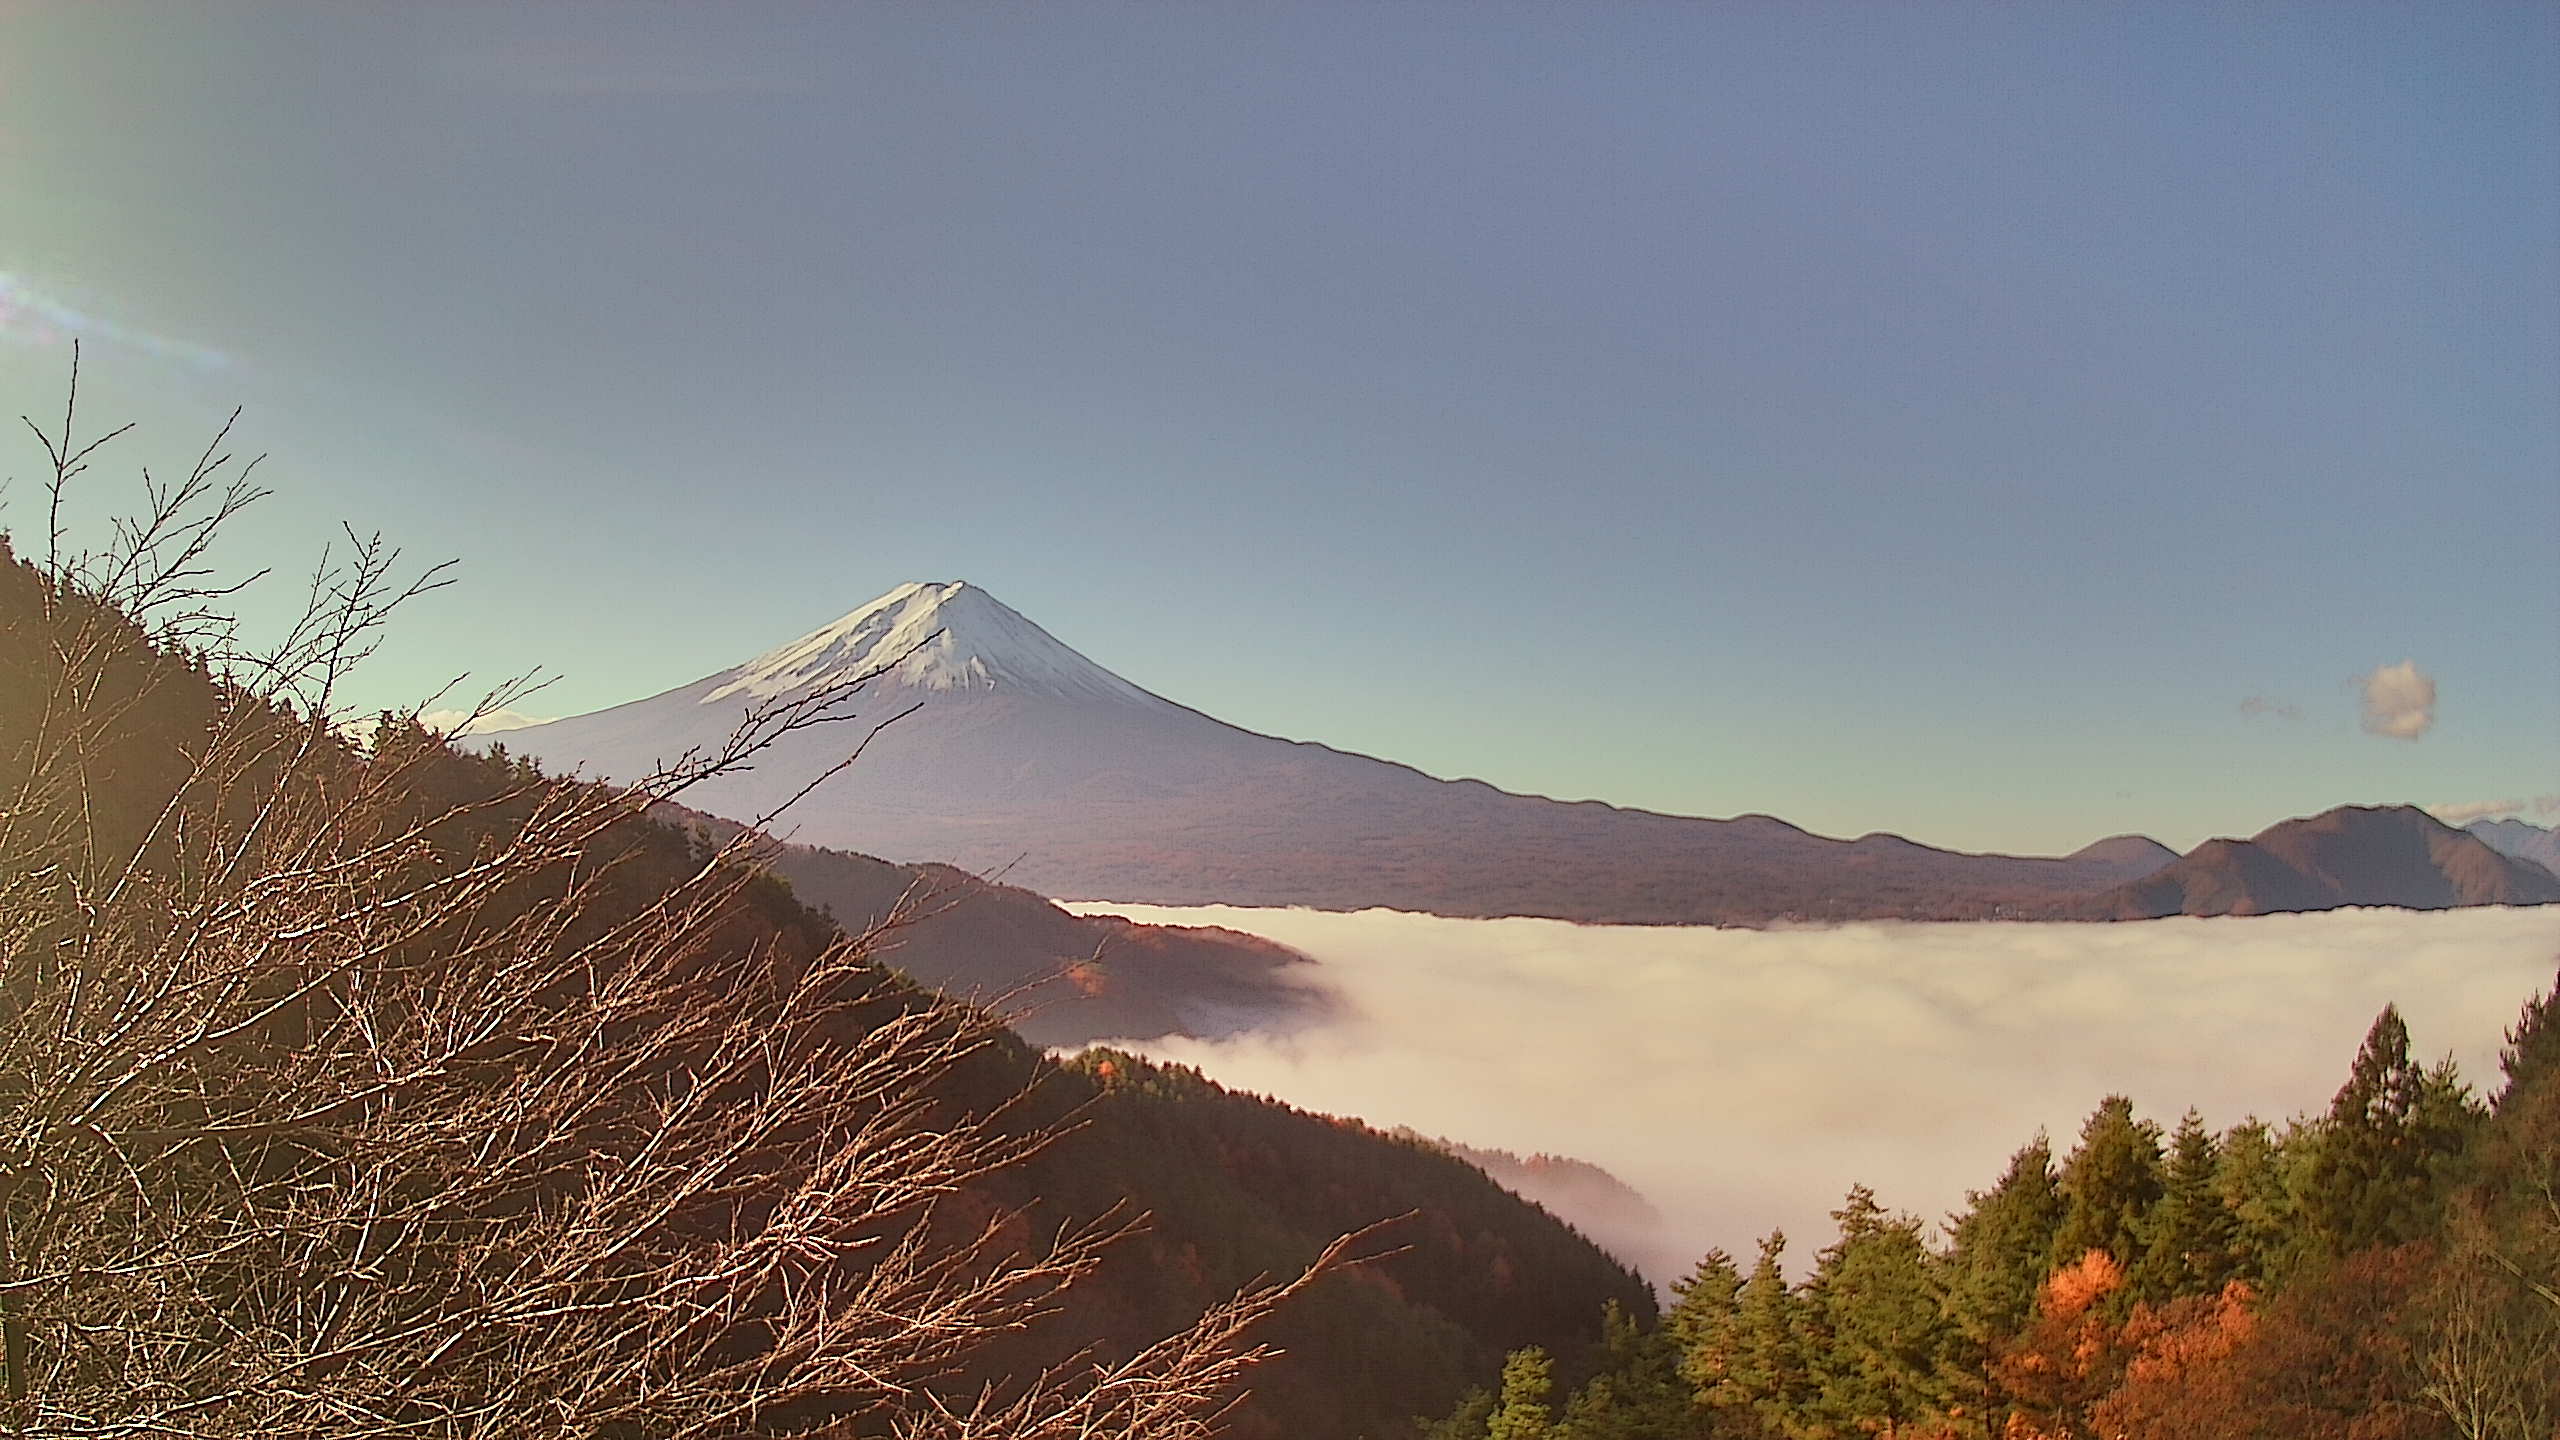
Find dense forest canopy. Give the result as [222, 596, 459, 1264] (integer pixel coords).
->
[1423, 987, 2560, 1440]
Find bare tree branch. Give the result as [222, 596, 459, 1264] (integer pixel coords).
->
[0, 385, 1355, 1439]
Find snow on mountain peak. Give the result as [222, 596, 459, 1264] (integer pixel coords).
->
[703, 581, 1159, 706]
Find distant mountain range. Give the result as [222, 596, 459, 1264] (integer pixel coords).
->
[2466, 817, 2560, 880]
[499, 582, 2556, 925]
[2064, 805, 2560, 919]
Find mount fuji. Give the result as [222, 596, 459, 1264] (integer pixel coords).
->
[496, 581, 2197, 923]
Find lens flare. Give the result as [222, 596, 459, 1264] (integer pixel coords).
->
[0, 271, 230, 371]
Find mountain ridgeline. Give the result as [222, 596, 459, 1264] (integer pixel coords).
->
[0, 537, 1648, 1438]
[2467, 816, 2560, 880]
[2067, 805, 2560, 919]
[502, 582, 2555, 924]
[644, 802, 1333, 1047]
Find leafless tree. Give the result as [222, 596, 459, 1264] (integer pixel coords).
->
[2417, 988, 2560, 1440]
[0, 360, 1363, 1438]
[2416, 1217, 2559, 1440]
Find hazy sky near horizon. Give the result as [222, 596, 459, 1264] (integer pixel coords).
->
[2, 3, 2553, 854]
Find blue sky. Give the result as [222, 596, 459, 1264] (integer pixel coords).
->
[3, 2, 2553, 854]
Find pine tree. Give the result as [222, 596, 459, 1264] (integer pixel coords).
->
[1944, 1135, 2064, 1347]
[2303, 1005, 2480, 1254]
[2495, 967, 2560, 1116]
[1488, 1347, 1558, 1440]
[1803, 1187, 1956, 1436]
[1561, 1301, 1712, 1440]
[2212, 1118, 2306, 1285]
[2051, 1096, 2164, 1276]
[1700, 1231, 1807, 1435]
[2413, 1057, 2486, 1182]
[2131, 1110, 2239, 1302]
[1666, 1249, 1747, 1398]
[1422, 1388, 1498, 1440]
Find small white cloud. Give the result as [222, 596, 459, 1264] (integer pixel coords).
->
[2538, 795, 2560, 818]
[419, 707, 554, 737]
[2427, 798, 2527, 826]
[2359, 660, 2436, 740]
[2239, 696, 2302, 723]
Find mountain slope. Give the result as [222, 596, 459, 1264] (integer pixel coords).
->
[658, 804, 1331, 1047]
[1404, 1131, 1676, 1280]
[504, 582, 2177, 925]
[2468, 817, 2560, 880]
[2068, 834, 2183, 871]
[2066, 805, 2560, 919]
[0, 540, 1649, 1440]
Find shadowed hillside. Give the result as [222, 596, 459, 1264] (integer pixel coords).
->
[0, 513, 1648, 1438]
[1400, 1132, 1676, 1281]
[646, 803, 1335, 1047]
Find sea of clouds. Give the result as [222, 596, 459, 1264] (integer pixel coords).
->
[1066, 903, 2560, 1284]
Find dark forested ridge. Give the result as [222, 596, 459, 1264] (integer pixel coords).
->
[1422, 985, 2560, 1440]
[640, 804, 1333, 1047]
[0, 529, 1644, 1438]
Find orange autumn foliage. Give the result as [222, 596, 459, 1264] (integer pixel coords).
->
[2088, 1248, 2443, 1440]
[2082, 1283, 2261, 1440]
[1992, 1251, 2139, 1440]
[2116, 1280, 2255, 1386]
[2041, 1250, 2125, 1324]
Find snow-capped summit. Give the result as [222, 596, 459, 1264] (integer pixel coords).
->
[703, 581, 1164, 708]
[500, 582, 2199, 925]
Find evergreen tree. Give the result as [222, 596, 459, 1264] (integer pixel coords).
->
[1944, 1135, 2064, 1347]
[1488, 1347, 1558, 1440]
[2131, 1109, 2239, 1302]
[1942, 1135, 2065, 1424]
[1560, 1302, 1713, 1440]
[2494, 967, 2560, 1115]
[1666, 1249, 1747, 1397]
[1694, 1231, 1807, 1435]
[2412, 1056, 2487, 1184]
[2051, 1096, 2164, 1276]
[1803, 1188, 1956, 1436]
[1422, 1388, 1499, 1440]
[2303, 1005, 2480, 1254]
[2212, 1117, 2306, 1285]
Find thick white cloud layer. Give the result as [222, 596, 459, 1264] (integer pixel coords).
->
[2359, 659, 2437, 739]
[1070, 903, 2560, 1283]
